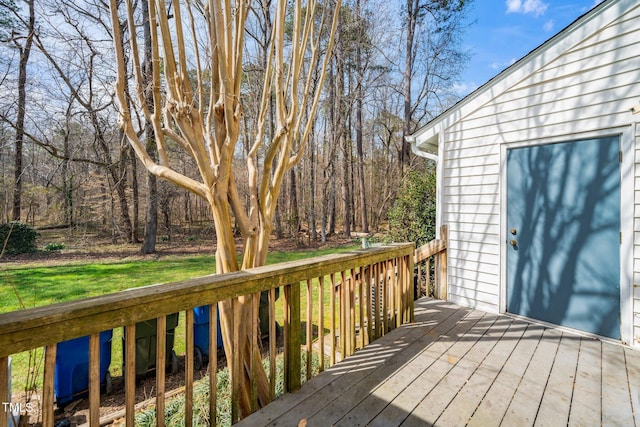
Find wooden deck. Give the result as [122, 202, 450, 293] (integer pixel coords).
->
[238, 298, 640, 427]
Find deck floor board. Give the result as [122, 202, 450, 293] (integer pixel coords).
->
[237, 299, 639, 427]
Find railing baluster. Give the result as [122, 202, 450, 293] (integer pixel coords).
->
[400, 256, 405, 323]
[364, 264, 372, 346]
[209, 303, 218, 425]
[397, 256, 403, 323]
[125, 325, 136, 427]
[42, 344, 56, 427]
[231, 298, 240, 424]
[339, 270, 346, 358]
[330, 273, 336, 366]
[250, 292, 258, 413]
[318, 276, 325, 372]
[358, 266, 364, 350]
[89, 333, 100, 427]
[156, 316, 166, 427]
[306, 279, 313, 381]
[373, 262, 380, 339]
[268, 289, 276, 400]
[0, 357, 8, 427]
[385, 260, 392, 332]
[425, 258, 431, 297]
[350, 268, 356, 355]
[185, 309, 194, 426]
[382, 261, 389, 335]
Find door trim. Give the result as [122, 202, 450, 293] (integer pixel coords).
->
[499, 126, 633, 345]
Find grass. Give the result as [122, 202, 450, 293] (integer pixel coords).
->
[1, 244, 358, 397]
[0, 246, 358, 314]
[0, 256, 217, 313]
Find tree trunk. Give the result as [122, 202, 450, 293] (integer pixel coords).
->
[328, 166, 336, 235]
[62, 107, 73, 225]
[289, 168, 299, 236]
[355, 0, 368, 233]
[12, 0, 35, 221]
[402, 0, 417, 175]
[115, 135, 133, 242]
[342, 136, 351, 237]
[309, 123, 317, 241]
[140, 0, 157, 254]
[131, 146, 140, 243]
[141, 126, 158, 253]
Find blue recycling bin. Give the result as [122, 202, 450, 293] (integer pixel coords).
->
[54, 330, 113, 406]
[193, 305, 223, 370]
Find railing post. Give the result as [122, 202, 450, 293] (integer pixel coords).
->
[438, 225, 449, 300]
[283, 283, 301, 392]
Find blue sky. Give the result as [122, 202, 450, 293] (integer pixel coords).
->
[457, 0, 605, 96]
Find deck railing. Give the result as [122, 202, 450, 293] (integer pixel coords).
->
[0, 243, 415, 427]
[414, 225, 449, 300]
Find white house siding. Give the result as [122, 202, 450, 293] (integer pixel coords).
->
[438, 0, 640, 343]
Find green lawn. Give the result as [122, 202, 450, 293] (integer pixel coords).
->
[0, 246, 357, 314]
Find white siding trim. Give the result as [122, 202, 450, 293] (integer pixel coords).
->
[633, 122, 640, 347]
[621, 123, 634, 346]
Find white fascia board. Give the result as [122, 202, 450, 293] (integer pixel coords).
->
[408, 120, 443, 157]
[409, 0, 635, 151]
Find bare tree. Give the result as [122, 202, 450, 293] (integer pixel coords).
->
[3, 0, 35, 221]
[402, 0, 471, 173]
[140, 0, 158, 254]
[109, 0, 341, 416]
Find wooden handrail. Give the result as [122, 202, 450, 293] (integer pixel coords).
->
[414, 238, 446, 263]
[0, 243, 415, 427]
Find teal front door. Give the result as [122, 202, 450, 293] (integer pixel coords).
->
[506, 136, 621, 339]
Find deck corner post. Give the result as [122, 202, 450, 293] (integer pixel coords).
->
[283, 283, 301, 392]
[439, 225, 449, 300]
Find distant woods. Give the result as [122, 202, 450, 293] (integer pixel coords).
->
[0, 0, 471, 245]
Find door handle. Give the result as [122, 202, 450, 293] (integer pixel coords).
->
[510, 239, 518, 248]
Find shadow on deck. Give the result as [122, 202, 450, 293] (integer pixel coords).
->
[238, 298, 640, 427]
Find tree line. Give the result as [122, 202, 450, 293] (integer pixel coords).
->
[0, 0, 471, 250]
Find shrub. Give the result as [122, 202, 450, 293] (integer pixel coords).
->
[387, 167, 436, 247]
[44, 242, 65, 251]
[0, 222, 39, 256]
